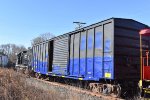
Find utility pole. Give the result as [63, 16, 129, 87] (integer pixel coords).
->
[73, 22, 86, 30]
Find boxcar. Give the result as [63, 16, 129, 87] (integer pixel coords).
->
[32, 18, 149, 97]
[32, 18, 149, 79]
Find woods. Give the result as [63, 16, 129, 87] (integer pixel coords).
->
[31, 33, 55, 45]
[0, 44, 26, 67]
[0, 33, 55, 67]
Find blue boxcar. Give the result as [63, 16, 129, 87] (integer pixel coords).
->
[32, 18, 149, 81]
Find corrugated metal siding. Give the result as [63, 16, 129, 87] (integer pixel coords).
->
[43, 43, 45, 72]
[87, 29, 94, 57]
[80, 31, 86, 58]
[114, 18, 149, 79]
[32, 46, 35, 69]
[53, 35, 69, 75]
[95, 26, 103, 56]
[32, 41, 49, 74]
[33, 46, 37, 71]
[37, 45, 39, 72]
[74, 33, 80, 58]
[37, 44, 40, 72]
[94, 26, 103, 78]
[69, 34, 74, 75]
[73, 33, 80, 76]
[33, 45, 37, 72]
[35, 46, 38, 71]
[87, 29, 94, 78]
[40, 44, 43, 72]
[103, 22, 114, 79]
[80, 31, 86, 76]
[39, 44, 42, 72]
[70, 35, 74, 59]
[45, 42, 48, 72]
[69, 19, 114, 80]
[42, 43, 44, 73]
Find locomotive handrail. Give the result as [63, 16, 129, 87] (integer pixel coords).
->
[142, 57, 150, 66]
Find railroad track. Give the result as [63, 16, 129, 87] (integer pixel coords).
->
[26, 76, 124, 100]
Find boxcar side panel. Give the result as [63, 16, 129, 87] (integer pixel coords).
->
[68, 19, 114, 80]
[73, 33, 80, 76]
[103, 22, 114, 79]
[35, 46, 37, 72]
[69, 34, 74, 76]
[80, 31, 87, 77]
[36, 45, 39, 72]
[39, 44, 41, 72]
[87, 29, 94, 78]
[32, 46, 35, 70]
[42, 43, 45, 73]
[94, 26, 103, 78]
[45, 42, 48, 73]
[39, 44, 44, 74]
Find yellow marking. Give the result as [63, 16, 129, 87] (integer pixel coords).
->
[145, 90, 150, 94]
[139, 80, 142, 87]
[105, 73, 111, 78]
[79, 78, 83, 80]
[62, 76, 65, 78]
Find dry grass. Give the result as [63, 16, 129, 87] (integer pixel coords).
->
[0, 68, 104, 100]
[0, 68, 61, 100]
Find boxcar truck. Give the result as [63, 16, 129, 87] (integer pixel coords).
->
[139, 28, 150, 98]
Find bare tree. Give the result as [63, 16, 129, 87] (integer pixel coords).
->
[32, 32, 55, 45]
[0, 44, 11, 55]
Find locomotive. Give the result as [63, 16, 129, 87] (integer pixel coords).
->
[16, 18, 150, 98]
[15, 50, 32, 71]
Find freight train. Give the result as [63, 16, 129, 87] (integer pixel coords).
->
[16, 18, 150, 98]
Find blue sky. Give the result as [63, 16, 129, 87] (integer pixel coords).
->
[0, 0, 150, 48]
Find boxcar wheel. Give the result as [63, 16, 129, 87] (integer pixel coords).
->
[35, 73, 40, 79]
[111, 84, 121, 98]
